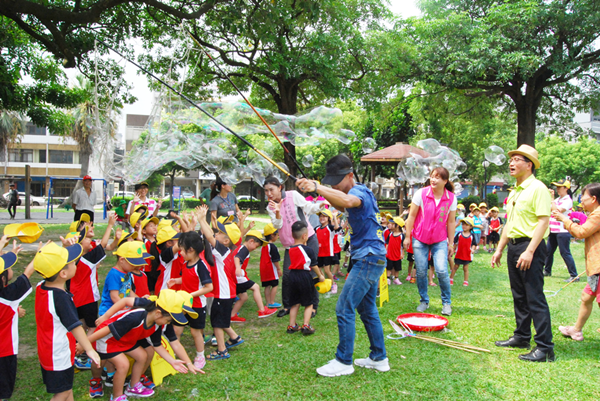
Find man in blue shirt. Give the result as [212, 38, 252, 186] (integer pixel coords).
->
[295, 154, 389, 377]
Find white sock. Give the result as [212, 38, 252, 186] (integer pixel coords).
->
[197, 350, 204, 358]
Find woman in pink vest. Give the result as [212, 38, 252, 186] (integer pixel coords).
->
[264, 176, 324, 317]
[404, 167, 457, 316]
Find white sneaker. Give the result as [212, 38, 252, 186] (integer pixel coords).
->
[316, 359, 355, 377]
[354, 357, 390, 372]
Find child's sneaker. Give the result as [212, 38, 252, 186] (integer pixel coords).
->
[89, 378, 103, 398]
[140, 374, 155, 390]
[111, 395, 128, 401]
[211, 335, 218, 346]
[194, 354, 206, 370]
[410, 277, 416, 284]
[331, 283, 338, 294]
[387, 278, 391, 285]
[393, 278, 402, 285]
[125, 381, 154, 397]
[103, 372, 114, 387]
[231, 315, 246, 322]
[75, 354, 91, 370]
[258, 308, 277, 318]
[406, 275, 412, 281]
[268, 303, 282, 308]
[463, 281, 469, 286]
[287, 324, 301, 334]
[333, 275, 339, 281]
[301, 324, 316, 335]
[450, 278, 454, 285]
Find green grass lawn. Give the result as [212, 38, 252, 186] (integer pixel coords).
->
[6, 239, 600, 400]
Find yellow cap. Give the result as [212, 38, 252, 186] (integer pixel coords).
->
[315, 279, 332, 294]
[217, 215, 235, 224]
[472, 207, 480, 212]
[4, 222, 44, 243]
[65, 226, 89, 244]
[460, 217, 475, 226]
[176, 290, 199, 319]
[469, 203, 477, 209]
[245, 229, 267, 243]
[216, 221, 241, 245]
[141, 217, 159, 230]
[134, 203, 149, 217]
[154, 289, 191, 325]
[69, 213, 90, 232]
[117, 230, 138, 247]
[392, 216, 405, 227]
[157, 219, 177, 232]
[490, 206, 500, 212]
[317, 209, 333, 220]
[115, 241, 154, 266]
[157, 226, 180, 245]
[457, 204, 465, 210]
[34, 242, 83, 278]
[0, 252, 18, 275]
[552, 179, 571, 189]
[479, 203, 487, 208]
[263, 223, 278, 237]
[129, 212, 143, 228]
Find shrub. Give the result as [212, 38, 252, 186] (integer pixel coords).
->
[460, 195, 482, 209]
[485, 193, 499, 208]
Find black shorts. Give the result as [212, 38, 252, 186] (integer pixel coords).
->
[428, 258, 434, 267]
[136, 338, 152, 349]
[41, 365, 74, 394]
[487, 231, 500, 244]
[77, 301, 98, 328]
[288, 270, 316, 307]
[317, 256, 334, 267]
[332, 252, 341, 265]
[98, 343, 140, 360]
[386, 259, 402, 271]
[407, 252, 414, 263]
[0, 355, 17, 399]
[210, 298, 234, 329]
[236, 280, 256, 294]
[262, 279, 279, 288]
[454, 258, 471, 266]
[343, 241, 350, 252]
[188, 306, 207, 330]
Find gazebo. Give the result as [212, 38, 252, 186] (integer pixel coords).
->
[360, 142, 430, 212]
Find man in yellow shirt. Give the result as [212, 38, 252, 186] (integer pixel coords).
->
[491, 145, 554, 362]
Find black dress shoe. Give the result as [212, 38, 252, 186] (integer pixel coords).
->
[494, 337, 531, 349]
[277, 309, 289, 318]
[543, 271, 551, 277]
[518, 347, 555, 362]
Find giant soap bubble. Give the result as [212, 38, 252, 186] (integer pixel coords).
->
[485, 145, 506, 166]
[362, 137, 377, 154]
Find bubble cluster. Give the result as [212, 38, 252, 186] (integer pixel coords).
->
[121, 103, 357, 186]
[396, 138, 467, 187]
[484, 145, 506, 166]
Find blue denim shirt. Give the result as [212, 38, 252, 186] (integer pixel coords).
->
[347, 184, 386, 259]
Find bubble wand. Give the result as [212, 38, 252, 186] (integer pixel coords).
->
[95, 39, 295, 181]
[184, 28, 310, 179]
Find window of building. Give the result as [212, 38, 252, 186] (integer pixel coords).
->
[2, 149, 34, 162]
[39, 149, 46, 163]
[26, 123, 46, 136]
[53, 180, 77, 198]
[49, 150, 73, 164]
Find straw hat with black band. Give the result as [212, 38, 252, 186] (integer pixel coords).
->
[507, 144, 540, 169]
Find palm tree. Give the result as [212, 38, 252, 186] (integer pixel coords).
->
[0, 111, 26, 166]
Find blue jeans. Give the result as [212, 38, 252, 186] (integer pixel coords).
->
[412, 239, 452, 305]
[334, 254, 387, 365]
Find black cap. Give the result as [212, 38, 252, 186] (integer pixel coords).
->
[321, 154, 354, 186]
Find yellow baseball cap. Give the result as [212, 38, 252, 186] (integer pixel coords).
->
[217, 215, 235, 224]
[156, 226, 180, 245]
[457, 204, 465, 210]
[117, 230, 138, 247]
[392, 216, 405, 227]
[479, 203, 487, 208]
[317, 209, 333, 220]
[129, 212, 143, 228]
[469, 203, 477, 209]
[134, 203, 149, 217]
[155, 289, 197, 325]
[217, 221, 241, 245]
[460, 217, 475, 226]
[34, 242, 83, 278]
[140, 217, 159, 230]
[157, 219, 177, 232]
[552, 179, 571, 189]
[65, 226, 89, 244]
[263, 223, 278, 237]
[4, 222, 44, 243]
[0, 252, 18, 275]
[315, 279, 332, 294]
[490, 207, 500, 212]
[115, 241, 153, 266]
[176, 290, 199, 319]
[69, 213, 90, 232]
[245, 229, 267, 243]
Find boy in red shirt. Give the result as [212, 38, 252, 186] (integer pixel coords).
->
[451, 218, 478, 286]
[260, 223, 282, 308]
[487, 207, 504, 253]
[34, 242, 100, 400]
[386, 216, 405, 285]
[315, 209, 340, 293]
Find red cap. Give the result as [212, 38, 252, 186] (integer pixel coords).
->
[83, 175, 92, 180]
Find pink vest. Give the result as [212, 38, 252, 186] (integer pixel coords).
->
[413, 187, 455, 245]
[277, 191, 315, 248]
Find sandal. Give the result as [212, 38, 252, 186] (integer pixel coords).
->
[207, 349, 230, 361]
[225, 336, 245, 349]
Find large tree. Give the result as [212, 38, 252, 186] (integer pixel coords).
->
[141, 0, 391, 178]
[393, 0, 600, 147]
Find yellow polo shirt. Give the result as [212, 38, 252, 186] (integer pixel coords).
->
[505, 174, 551, 239]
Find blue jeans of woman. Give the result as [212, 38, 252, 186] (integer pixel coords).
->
[335, 253, 387, 365]
[544, 232, 577, 277]
[412, 239, 452, 305]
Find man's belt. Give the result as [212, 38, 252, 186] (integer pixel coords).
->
[508, 237, 531, 245]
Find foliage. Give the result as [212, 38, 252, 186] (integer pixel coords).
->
[0, 110, 26, 152]
[460, 195, 482, 209]
[535, 135, 600, 193]
[485, 193, 499, 209]
[392, 0, 600, 146]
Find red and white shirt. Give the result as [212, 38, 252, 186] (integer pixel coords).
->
[234, 245, 251, 284]
[70, 245, 106, 308]
[489, 217, 503, 232]
[0, 275, 32, 357]
[549, 195, 573, 233]
[143, 238, 154, 272]
[35, 283, 82, 371]
[316, 224, 336, 257]
[155, 246, 183, 294]
[289, 244, 317, 271]
[131, 271, 150, 298]
[383, 228, 391, 242]
[386, 233, 404, 261]
[209, 241, 238, 299]
[260, 243, 281, 282]
[454, 232, 477, 262]
[181, 259, 212, 308]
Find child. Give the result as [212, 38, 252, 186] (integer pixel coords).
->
[487, 207, 503, 252]
[170, 231, 213, 369]
[260, 223, 282, 309]
[405, 236, 415, 283]
[98, 240, 138, 317]
[287, 221, 325, 335]
[88, 288, 202, 400]
[0, 237, 28, 401]
[479, 203, 489, 248]
[451, 218, 477, 286]
[331, 212, 344, 281]
[141, 216, 160, 292]
[471, 207, 483, 251]
[196, 205, 244, 360]
[230, 230, 277, 321]
[315, 209, 340, 293]
[386, 216, 404, 285]
[155, 225, 184, 294]
[34, 241, 100, 401]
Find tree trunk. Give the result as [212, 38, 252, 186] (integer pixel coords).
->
[276, 80, 300, 189]
[80, 147, 91, 177]
[513, 79, 545, 147]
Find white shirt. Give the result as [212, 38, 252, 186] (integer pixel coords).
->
[73, 187, 96, 211]
[549, 195, 572, 233]
[412, 188, 458, 210]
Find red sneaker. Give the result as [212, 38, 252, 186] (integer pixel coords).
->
[231, 315, 246, 322]
[258, 308, 277, 318]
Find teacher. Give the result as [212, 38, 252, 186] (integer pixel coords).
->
[296, 154, 389, 377]
[264, 176, 322, 317]
[210, 177, 241, 227]
[404, 167, 456, 316]
[72, 175, 96, 222]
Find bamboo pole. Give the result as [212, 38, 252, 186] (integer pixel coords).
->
[418, 335, 491, 353]
[411, 336, 481, 354]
